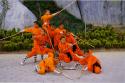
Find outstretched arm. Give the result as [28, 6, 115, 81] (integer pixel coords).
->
[21, 27, 33, 33]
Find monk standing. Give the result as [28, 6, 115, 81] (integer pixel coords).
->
[41, 10, 59, 26]
[41, 10, 60, 37]
[41, 10, 60, 49]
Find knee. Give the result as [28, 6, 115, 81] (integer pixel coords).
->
[58, 53, 64, 60]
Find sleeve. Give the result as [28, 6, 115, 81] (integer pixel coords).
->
[58, 43, 62, 52]
[41, 16, 44, 21]
[71, 36, 76, 44]
[24, 28, 33, 33]
[45, 35, 52, 47]
[41, 15, 53, 21]
[48, 15, 53, 19]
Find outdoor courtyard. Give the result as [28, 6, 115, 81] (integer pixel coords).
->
[0, 51, 125, 83]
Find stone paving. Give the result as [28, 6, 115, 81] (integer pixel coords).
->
[0, 51, 125, 83]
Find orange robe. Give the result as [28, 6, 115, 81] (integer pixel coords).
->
[41, 14, 52, 34]
[41, 14, 53, 25]
[79, 50, 101, 74]
[66, 33, 84, 56]
[58, 42, 80, 63]
[54, 28, 66, 49]
[36, 52, 56, 74]
[41, 14, 55, 44]
[24, 27, 53, 58]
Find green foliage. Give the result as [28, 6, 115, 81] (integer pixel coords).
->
[77, 25, 125, 50]
[0, 28, 32, 51]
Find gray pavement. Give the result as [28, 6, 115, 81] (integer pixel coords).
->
[0, 51, 125, 83]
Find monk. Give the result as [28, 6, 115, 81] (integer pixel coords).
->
[54, 24, 66, 50]
[21, 21, 53, 65]
[41, 10, 60, 48]
[66, 32, 84, 56]
[79, 50, 102, 74]
[35, 52, 61, 74]
[41, 10, 59, 26]
[58, 36, 81, 63]
[41, 10, 60, 37]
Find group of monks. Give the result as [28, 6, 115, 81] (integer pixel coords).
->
[20, 10, 102, 75]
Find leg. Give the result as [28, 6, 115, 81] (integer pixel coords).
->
[48, 65, 55, 72]
[87, 64, 93, 72]
[20, 56, 28, 65]
[43, 48, 53, 54]
[75, 49, 84, 56]
[27, 48, 36, 58]
[34, 55, 37, 63]
[36, 61, 46, 74]
[59, 53, 70, 63]
[21, 48, 36, 65]
[41, 55, 43, 60]
[68, 50, 80, 61]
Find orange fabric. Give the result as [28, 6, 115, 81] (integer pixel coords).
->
[58, 42, 81, 62]
[58, 42, 71, 62]
[54, 28, 66, 49]
[24, 27, 52, 58]
[41, 14, 54, 39]
[41, 14, 53, 25]
[58, 53, 71, 63]
[68, 49, 81, 61]
[74, 49, 84, 56]
[27, 46, 53, 58]
[37, 52, 55, 74]
[54, 28, 66, 35]
[94, 66, 101, 74]
[24, 27, 44, 48]
[66, 33, 76, 44]
[24, 27, 43, 36]
[42, 24, 55, 49]
[43, 25, 55, 38]
[37, 61, 45, 74]
[58, 42, 70, 53]
[79, 50, 101, 74]
[54, 34, 61, 49]
[66, 33, 84, 56]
